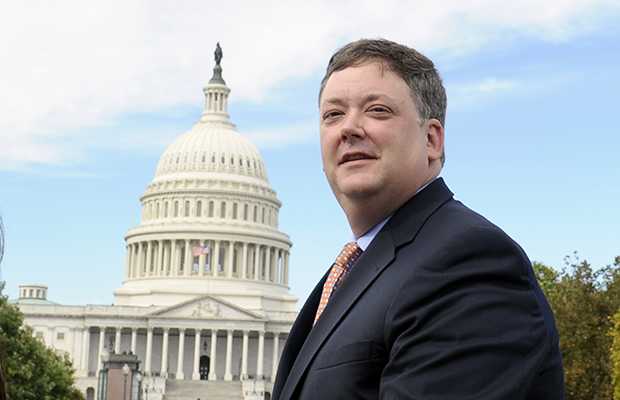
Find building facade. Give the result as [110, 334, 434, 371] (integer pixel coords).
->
[15, 48, 297, 400]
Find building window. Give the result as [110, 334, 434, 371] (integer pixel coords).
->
[164, 202, 169, 218]
[57, 332, 65, 340]
[174, 201, 179, 217]
[209, 201, 214, 217]
[219, 247, 225, 272]
[233, 249, 238, 274]
[243, 204, 248, 221]
[253, 206, 257, 222]
[35, 332, 44, 339]
[232, 203, 238, 219]
[185, 201, 190, 217]
[180, 246, 185, 272]
[196, 201, 202, 217]
[261, 207, 265, 223]
[220, 202, 226, 218]
[156, 203, 160, 218]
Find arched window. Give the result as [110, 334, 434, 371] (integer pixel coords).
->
[174, 201, 179, 217]
[164, 202, 169, 218]
[232, 203, 238, 219]
[156, 203, 160, 218]
[209, 201, 214, 217]
[261, 207, 265, 223]
[196, 201, 202, 217]
[243, 204, 248, 221]
[253, 206, 257, 222]
[184, 201, 190, 217]
[220, 202, 226, 218]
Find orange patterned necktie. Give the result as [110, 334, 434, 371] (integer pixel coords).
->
[314, 242, 363, 325]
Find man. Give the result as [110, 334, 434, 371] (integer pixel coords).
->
[272, 39, 564, 399]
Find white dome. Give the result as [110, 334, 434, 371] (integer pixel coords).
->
[154, 122, 269, 183]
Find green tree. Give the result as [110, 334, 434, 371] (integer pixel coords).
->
[0, 282, 84, 400]
[535, 255, 620, 400]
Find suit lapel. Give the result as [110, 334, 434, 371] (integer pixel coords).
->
[277, 179, 454, 400]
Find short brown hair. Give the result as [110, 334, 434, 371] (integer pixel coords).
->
[319, 39, 447, 128]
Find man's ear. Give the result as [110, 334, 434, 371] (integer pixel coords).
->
[425, 119, 444, 162]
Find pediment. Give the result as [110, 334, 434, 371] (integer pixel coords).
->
[148, 295, 264, 321]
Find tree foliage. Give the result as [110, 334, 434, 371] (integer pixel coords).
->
[0, 282, 84, 400]
[534, 255, 620, 400]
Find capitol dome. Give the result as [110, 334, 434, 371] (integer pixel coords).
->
[114, 47, 296, 317]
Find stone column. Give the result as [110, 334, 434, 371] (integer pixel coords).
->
[145, 327, 154, 376]
[156, 240, 164, 277]
[137, 242, 144, 277]
[68, 327, 76, 364]
[241, 242, 248, 279]
[227, 242, 234, 277]
[114, 327, 122, 354]
[224, 330, 234, 381]
[184, 239, 192, 276]
[160, 328, 170, 377]
[209, 329, 217, 380]
[47, 324, 55, 347]
[145, 241, 153, 277]
[213, 241, 220, 277]
[80, 326, 91, 376]
[241, 330, 249, 379]
[271, 333, 280, 382]
[177, 328, 186, 379]
[256, 330, 265, 379]
[96, 327, 106, 377]
[265, 247, 272, 281]
[254, 245, 261, 281]
[192, 329, 201, 380]
[171, 240, 179, 276]
[130, 328, 138, 355]
[283, 251, 289, 285]
[163, 241, 171, 276]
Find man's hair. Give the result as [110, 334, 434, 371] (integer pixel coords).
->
[319, 38, 447, 131]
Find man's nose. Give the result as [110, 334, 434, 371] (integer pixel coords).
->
[340, 113, 366, 142]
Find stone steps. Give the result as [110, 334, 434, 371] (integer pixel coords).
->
[163, 380, 244, 400]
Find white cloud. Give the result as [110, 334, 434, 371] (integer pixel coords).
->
[1, 0, 618, 169]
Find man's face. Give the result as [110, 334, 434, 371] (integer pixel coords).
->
[320, 62, 441, 217]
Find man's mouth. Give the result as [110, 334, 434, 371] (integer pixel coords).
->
[341, 152, 374, 164]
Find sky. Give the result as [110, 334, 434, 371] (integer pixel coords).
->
[1, 0, 619, 308]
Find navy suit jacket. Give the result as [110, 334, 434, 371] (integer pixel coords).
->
[272, 179, 564, 400]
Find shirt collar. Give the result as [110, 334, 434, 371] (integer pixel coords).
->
[348, 177, 439, 251]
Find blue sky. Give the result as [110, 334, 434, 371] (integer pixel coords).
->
[1, 1, 619, 307]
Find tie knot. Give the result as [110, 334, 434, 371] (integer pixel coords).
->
[335, 242, 363, 272]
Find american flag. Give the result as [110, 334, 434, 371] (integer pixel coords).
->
[193, 243, 210, 257]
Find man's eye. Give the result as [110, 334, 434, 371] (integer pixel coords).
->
[324, 111, 342, 119]
[369, 106, 389, 113]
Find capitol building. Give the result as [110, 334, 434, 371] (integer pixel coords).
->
[14, 46, 297, 400]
